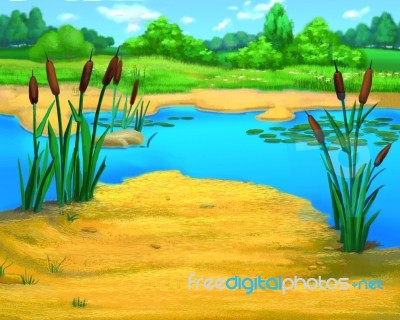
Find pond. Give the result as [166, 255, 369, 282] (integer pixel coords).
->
[1, 107, 399, 248]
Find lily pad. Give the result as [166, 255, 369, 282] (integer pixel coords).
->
[374, 141, 390, 146]
[259, 133, 277, 138]
[168, 116, 180, 120]
[282, 139, 298, 143]
[307, 141, 320, 146]
[246, 129, 264, 135]
[376, 131, 398, 138]
[144, 119, 153, 123]
[154, 122, 175, 127]
[362, 127, 378, 133]
[390, 124, 400, 130]
[264, 138, 281, 143]
[270, 126, 286, 131]
[288, 124, 310, 131]
[99, 117, 108, 121]
[327, 146, 340, 151]
[181, 116, 194, 120]
[375, 117, 393, 122]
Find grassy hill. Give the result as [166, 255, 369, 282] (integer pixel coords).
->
[360, 48, 400, 72]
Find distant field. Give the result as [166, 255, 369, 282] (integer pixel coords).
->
[360, 48, 400, 72]
[0, 54, 399, 94]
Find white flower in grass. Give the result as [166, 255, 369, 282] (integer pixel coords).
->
[223, 79, 228, 81]
[215, 75, 220, 78]
[386, 73, 392, 76]
[238, 75, 245, 79]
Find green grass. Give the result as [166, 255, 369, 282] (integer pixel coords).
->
[20, 269, 38, 285]
[47, 255, 66, 274]
[0, 47, 30, 59]
[360, 48, 400, 72]
[72, 297, 87, 308]
[1, 52, 400, 93]
[0, 258, 13, 276]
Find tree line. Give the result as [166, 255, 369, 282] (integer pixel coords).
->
[337, 12, 400, 48]
[0, 7, 114, 52]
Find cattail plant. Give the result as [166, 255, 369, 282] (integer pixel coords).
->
[110, 58, 123, 132]
[120, 69, 150, 131]
[18, 71, 55, 212]
[308, 61, 391, 252]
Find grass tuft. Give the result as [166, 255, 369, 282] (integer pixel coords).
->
[47, 255, 66, 274]
[0, 258, 13, 276]
[20, 269, 38, 285]
[72, 297, 87, 308]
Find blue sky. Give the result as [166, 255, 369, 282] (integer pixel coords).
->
[1, 0, 399, 45]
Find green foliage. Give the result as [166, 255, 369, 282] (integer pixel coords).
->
[72, 297, 87, 308]
[354, 23, 371, 47]
[47, 255, 66, 274]
[0, 15, 10, 47]
[205, 31, 258, 52]
[263, 3, 294, 50]
[20, 269, 38, 285]
[375, 12, 398, 47]
[7, 10, 28, 45]
[0, 258, 13, 276]
[26, 7, 47, 45]
[227, 36, 284, 70]
[332, 45, 367, 68]
[123, 16, 216, 64]
[29, 25, 93, 61]
[81, 27, 114, 50]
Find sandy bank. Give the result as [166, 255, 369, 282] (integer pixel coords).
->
[1, 84, 400, 135]
[0, 170, 399, 319]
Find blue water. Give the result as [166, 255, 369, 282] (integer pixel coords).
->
[1, 107, 399, 248]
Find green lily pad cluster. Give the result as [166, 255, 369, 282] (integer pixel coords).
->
[246, 116, 399, 147]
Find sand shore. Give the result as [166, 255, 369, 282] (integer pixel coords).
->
[1, 84, 400, 135]
[0, 171, 399, 319]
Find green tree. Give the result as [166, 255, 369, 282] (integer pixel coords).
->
[29, 25, 93, 61]
[295, 17, 338, 65]
[396, 22, 400, 48]
[369, 16, 380, 46]
[27, 7, 47, 44]
[222, 33, 239, 51]
[375, 12, 397, 48]
[123, 16, 215, 64]
[81, 27, 115, 50]
[354, 23, 371, 47]
[263, 3, 293, 50]
[0, 15, 10, 47]
[206, 36, 223, 51]
[343, 28, 356, 47]
[7, 10, 28, 45]
[227, 36, 283, 70]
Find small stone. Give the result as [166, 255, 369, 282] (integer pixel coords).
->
[150, 243, 161, 249]
[308, 265, 318, 270]
[323, 246, 335, 251]
[81, 227, 97, 233]
[200, 203, 215, 209]
[316, 261, 324, 266]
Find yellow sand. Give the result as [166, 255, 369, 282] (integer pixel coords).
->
[0, 171, 399, 319]
[2, 84, 400, 135]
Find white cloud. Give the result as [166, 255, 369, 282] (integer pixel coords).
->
[97, 4, 160, 33]
[227, 6, 238, 11]
[343, 7, 370, 19]
[237, 0, 284, 20]
[244, 0, 251, 5]
[213, 18, 231, 31]
[57, 13, 79, 22]
[180, 16, 195, 24]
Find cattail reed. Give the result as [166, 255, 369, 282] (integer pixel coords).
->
[29, 70, 38, 105]
[306, 111, 324, 143]
[333, 61, 345, 101]
[374, 144, 391, 167]
[130, 79, 139, 106]
[102, 46, 119, 86]
[79, 49, 94, 94]
[113, 59, 123, 85]
[359, 61, 373, 105]
[45, 53, 60, 96]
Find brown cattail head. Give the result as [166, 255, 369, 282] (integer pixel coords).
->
[130, 79, 140, 106]
[79, 48, 94, 93]
[113, 59, 123, 85]
[45, 53, 60, 96]
[359, 61, 373, 105]
[333, 61, 345, 101]
[374, 143, 391, 167]
[29, 70, 39, 105]
[102, 47, 120, 86]
[306, 111, 325, 143]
